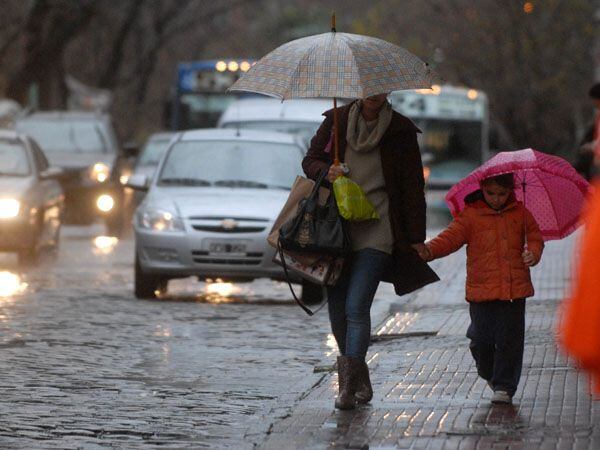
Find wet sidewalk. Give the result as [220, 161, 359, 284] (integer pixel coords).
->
[260, 234, 600, 449]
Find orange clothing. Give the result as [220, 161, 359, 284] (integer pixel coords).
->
[560, 182, 600, 394]
[427, 197, 544, 302]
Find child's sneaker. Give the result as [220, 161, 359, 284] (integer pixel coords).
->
[491, 390, 512, 404]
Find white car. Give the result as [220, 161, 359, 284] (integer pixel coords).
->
[217, 98, 336, 146]
[0, 129, 64, 264]
[129, 128, 321, 302]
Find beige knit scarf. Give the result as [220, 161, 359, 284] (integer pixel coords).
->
[346, 100, 393, 153]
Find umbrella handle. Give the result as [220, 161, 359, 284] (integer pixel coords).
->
[333, 97, 340, 166]
[522, 180, 528, 250]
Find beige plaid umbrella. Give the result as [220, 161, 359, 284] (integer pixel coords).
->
[229, 17, 433, 163]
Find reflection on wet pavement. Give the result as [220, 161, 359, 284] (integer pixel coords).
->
[0, 271, 27, 297]
[92, 235, 119, 255]
[0, 224, 332, 448]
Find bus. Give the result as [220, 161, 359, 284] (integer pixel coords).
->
[388, 85, 490, 217]
[168, 59, 255, 131]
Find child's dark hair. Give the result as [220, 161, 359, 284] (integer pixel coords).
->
[480, 173, 515, 190]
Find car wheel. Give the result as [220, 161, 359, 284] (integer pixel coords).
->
[18, 218, 41, 266]
[134, 254, 167, 299]
[301, 279, 324, 305]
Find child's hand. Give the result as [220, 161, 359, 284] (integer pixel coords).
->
[522, 250, 537, 267]
[412, 243, 432, 262]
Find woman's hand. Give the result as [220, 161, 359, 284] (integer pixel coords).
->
[327, 164, 345, 183]
[411, 243, 432, 262]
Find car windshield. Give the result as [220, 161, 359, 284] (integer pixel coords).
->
[0, 139, 30, 176]
[16, 119, 109, 153]
[159, 139, 302, 189]
[137, 139, 171, 167]
[222, 121, 320, 143]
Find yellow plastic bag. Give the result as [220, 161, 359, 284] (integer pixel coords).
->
[333, 176, 379, 221]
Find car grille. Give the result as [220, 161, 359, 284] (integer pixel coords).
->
[191, 250, 264, 265]
[188, 216, 270, 234]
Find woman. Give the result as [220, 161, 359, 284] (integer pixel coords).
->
[302, 94, 439, 410]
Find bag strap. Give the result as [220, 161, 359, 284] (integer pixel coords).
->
[277, 240, 327, 316]
[307, 169, 329, 201]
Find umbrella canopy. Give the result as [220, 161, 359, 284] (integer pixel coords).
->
[229, 31, 433, 100]
[445, 149, 591, 241]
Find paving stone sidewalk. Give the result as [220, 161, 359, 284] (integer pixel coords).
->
[260, 234, 600, 449]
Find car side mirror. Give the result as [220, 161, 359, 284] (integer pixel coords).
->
[40, 167, 63, 179]
[123, 141, 140, 158]
[126, 174, 149, 191]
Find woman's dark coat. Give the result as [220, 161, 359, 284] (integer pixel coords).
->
[302, 101, 439, 295]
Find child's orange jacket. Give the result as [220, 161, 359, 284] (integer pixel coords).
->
[426, 195, 544, 302]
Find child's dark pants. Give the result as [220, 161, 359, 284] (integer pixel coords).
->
[466, 298, 525, 396]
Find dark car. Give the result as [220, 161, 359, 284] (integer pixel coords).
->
[15, 111, 136, 235]
[0, 129, 64, 264]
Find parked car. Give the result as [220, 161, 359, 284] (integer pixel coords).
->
[0, 129, 64, 264]
[217, 98, 336, 147]
[131, 132, 175, 204]
[15, 111, 136, 235]
[129, 128, 322, 303]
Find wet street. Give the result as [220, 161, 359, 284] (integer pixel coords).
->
[2, 218, 597, 450]
[0, 224, 339, 449]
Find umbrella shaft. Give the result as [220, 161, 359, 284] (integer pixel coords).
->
[333, 97, 340, 165]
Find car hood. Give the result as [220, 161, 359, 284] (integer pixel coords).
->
[147, 187, 290, 220]
[0, 176, 35, 197]
[44, 152, 116, 170]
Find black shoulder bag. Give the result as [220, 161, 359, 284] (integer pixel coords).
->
[278, 170, 349, 315]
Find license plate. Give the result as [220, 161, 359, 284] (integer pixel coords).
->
[209, 242, 247, 254]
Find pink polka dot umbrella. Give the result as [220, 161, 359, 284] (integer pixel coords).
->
[445, 148, 591, 241]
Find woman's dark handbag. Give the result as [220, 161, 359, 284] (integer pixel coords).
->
[279, 170, 349, 256]
[277, 170, 349, 315]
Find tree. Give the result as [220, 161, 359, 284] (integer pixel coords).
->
[349, 0, 597, 156]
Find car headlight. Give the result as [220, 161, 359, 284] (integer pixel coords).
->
[89, 162, 110, 183]
[96, 194, 115, 212]
[137, 208, 184, 232]
[0, 199, 20, 219]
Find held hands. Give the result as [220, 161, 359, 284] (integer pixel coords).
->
[522, 250, 537, 267]
[411, 243, 433, 262]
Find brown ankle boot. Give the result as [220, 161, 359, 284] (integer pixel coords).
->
[355, 360, 373, 404]
[335, 356, 359, 410]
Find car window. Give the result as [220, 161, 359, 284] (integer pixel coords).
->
[0, 139, 30, 176]
[137, 139, 171, 167]
[221, 121, 319, 144]
[28, 139, 49, 172]
[159, 140, 302, 189]
[15, 119, 111, 153]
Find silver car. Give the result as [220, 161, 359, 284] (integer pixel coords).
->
[0, 129, 64, 264]
[129, 129, 321, 301]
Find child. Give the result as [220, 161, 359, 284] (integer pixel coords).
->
[421, 173, 544, 404]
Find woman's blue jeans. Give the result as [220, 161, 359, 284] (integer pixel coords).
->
[327, 248, 393, 360]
